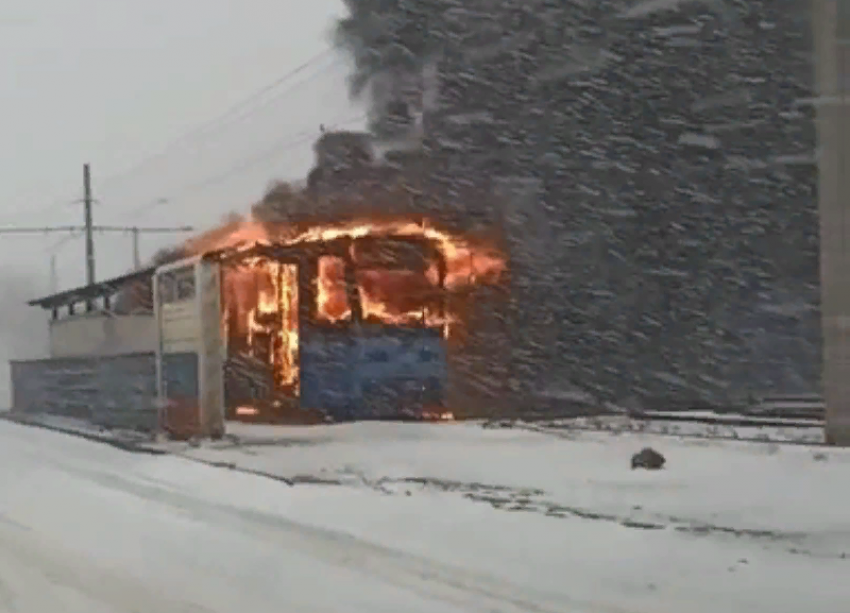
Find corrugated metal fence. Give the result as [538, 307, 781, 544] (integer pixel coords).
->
[9, 352, 158, 432]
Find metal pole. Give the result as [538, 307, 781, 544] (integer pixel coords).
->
[83, 163, 95, 286]
[817, 0, 850, 445]
[49, 254, 57, 294]
[132, 227, 141, 270]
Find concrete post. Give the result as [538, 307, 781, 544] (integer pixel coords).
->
[815, 0, 850, 445]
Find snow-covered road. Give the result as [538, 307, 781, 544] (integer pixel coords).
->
[0, 419, 848, 612]
[0, 420, 606, 613]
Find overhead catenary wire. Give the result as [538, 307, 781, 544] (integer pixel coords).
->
[1, 196, 85, 225]
[36, 64, 366, 294]
[43, 110, 364, 263]
[95, 48, 341, 193]
[18, 48, 342, 223]
[24, 224, 194, 256]
[161, 54, 346, 153]
[27, 49, 362, 308]
[122, 112, 367, 222]
[0, 225, 194, 235]
[42, 110, 365, 258]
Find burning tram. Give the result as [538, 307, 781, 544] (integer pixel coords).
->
[11, 215, 504, 438]
[206, 232, 452, 423]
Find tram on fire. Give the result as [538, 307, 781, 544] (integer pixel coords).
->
[154, 234, 451, 427]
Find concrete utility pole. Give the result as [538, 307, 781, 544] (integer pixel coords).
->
[0, 165, 195, 298]
[111, 225, 194, 270]
[815, 0, 850, 445]
[49, 254, 58, 294]
[132, 226, 140, 269]
[83, 163, 95, 287]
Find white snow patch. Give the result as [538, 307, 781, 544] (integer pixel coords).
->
[181, 421, 850, 539]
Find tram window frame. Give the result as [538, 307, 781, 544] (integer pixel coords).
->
[314, 255, 353, 323]
[158, 267, 196, 304]
[175, 270, 196, 301]
[157, 274, 177, 304]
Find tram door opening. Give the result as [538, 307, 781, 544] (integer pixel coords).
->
[221, 259, 300, 420]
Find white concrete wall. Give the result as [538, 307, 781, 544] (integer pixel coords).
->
[49, 313, 156, 358]
[0, 273, 50, 409]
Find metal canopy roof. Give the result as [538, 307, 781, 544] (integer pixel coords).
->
[27, 265, 157, 309]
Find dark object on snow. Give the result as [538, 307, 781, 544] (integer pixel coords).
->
[631, 447, 666, 470]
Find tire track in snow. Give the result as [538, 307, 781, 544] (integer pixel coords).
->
[64, 464, 652, 613]
[0, 518, 218, 613]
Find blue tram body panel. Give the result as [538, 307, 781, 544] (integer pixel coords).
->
[299, 326, 448, 421]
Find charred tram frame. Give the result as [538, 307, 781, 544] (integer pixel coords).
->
[205, 234, 450, 421]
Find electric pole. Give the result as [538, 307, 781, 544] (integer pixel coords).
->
[0, 163, 195, 294]
[83, 163, 95, 287]
[96, 225, 194, 270]
[0, 223, 195, 298]
[816, 0, 850, 445]
[132, 226, 140, 269]
[49, 254, 58, 294]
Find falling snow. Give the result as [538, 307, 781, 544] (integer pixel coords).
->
[330, 0, 819, 410]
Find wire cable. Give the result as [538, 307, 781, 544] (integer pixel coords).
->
[96, 48, 340, 192]
[123, 112, 367, 221]
[20, 49, 341, 223]
[46, 231, 81, 254]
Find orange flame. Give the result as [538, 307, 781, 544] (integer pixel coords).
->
[185, 216, 506, 391]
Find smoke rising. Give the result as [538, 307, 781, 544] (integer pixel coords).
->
[0, 268, 49, 408]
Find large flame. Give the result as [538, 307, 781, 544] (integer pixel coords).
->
[184, 216, 506, 392]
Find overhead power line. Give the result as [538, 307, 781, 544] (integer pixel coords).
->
[0, 225, 194, 235]
[10, 223, 195, 272]
[17, 48, 341, 223]
[7, 164, 195, 297]
[122, 112, 367, 222]
[96, 48, 339, 192]
[47, 231, 83, 254]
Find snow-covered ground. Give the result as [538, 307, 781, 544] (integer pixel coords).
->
[173, 420, 849, 611]
[520, 414, 826, 444]
[1, 418, 848, 612]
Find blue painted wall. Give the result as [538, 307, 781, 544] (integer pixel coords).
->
[299, 326, 448, 420]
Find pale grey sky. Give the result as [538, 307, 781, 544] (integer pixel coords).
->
[0, 0, 365, 296]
